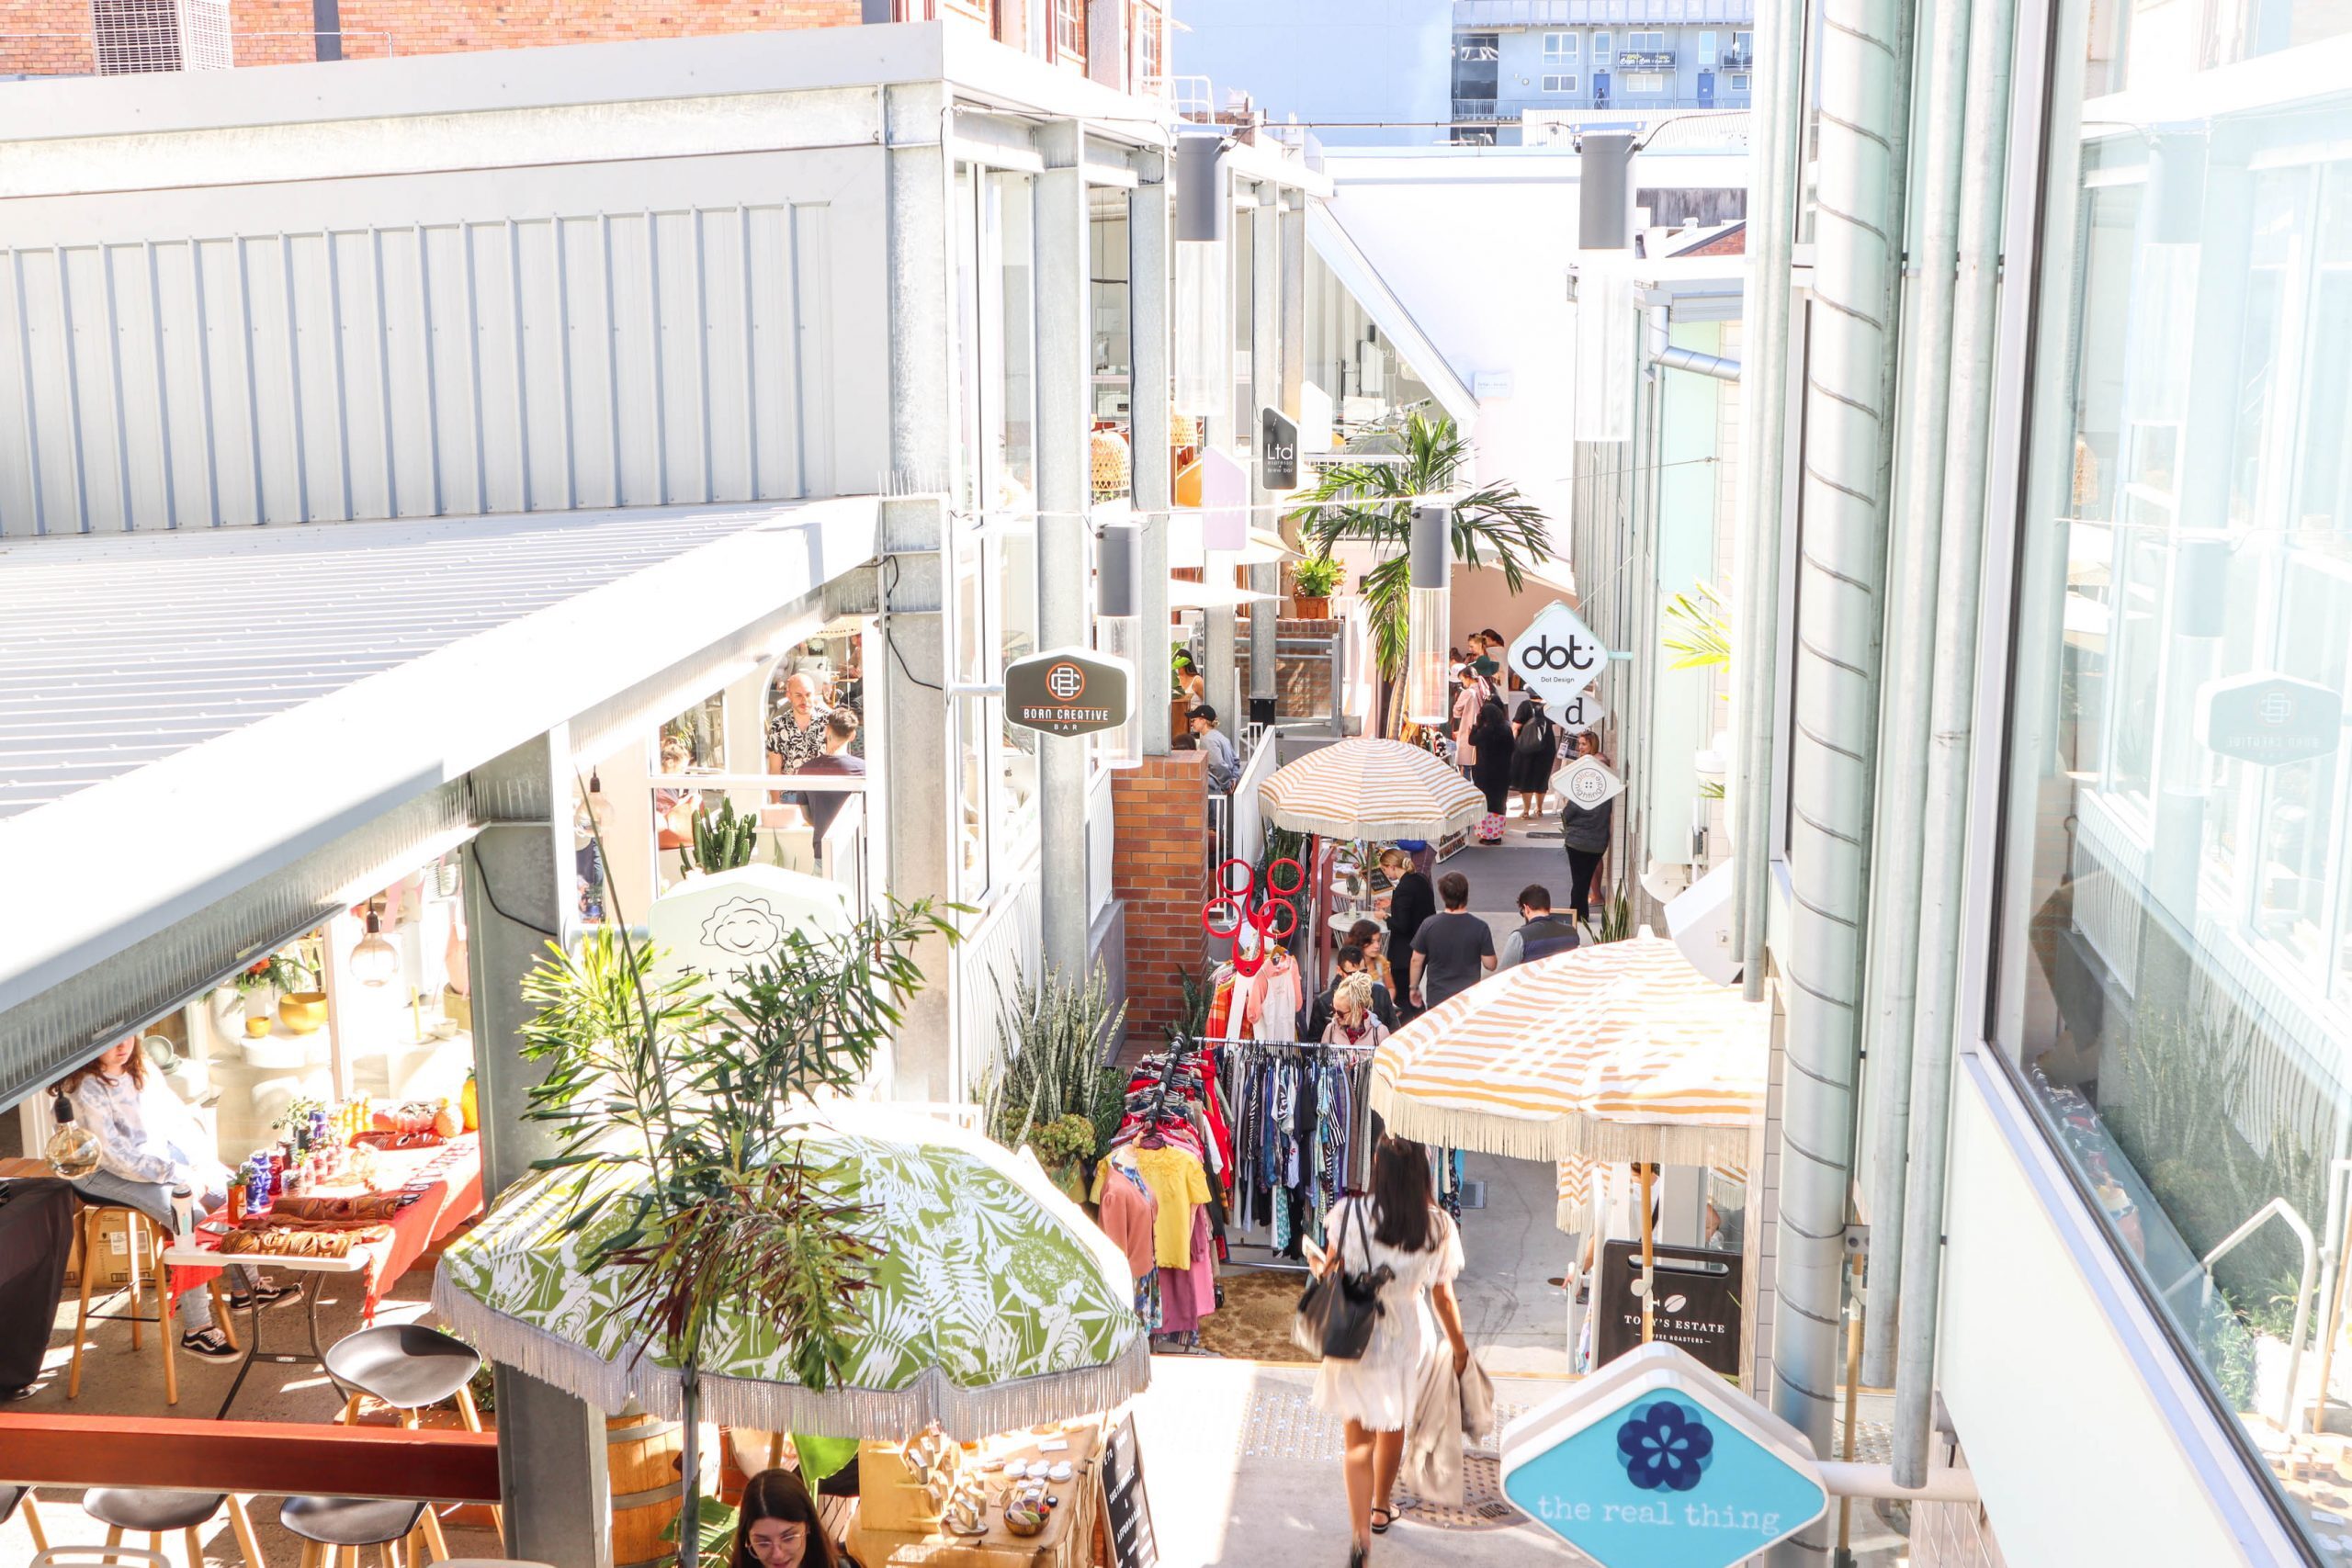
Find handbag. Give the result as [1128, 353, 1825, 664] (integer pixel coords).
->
[1292, 1200, 1393, 1360]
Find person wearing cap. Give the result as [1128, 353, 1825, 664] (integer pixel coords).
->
[1189, 705, 1240, 793]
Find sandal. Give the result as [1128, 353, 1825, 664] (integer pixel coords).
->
[180, 1327, 237, 1359]
[228, 1278, 293, 1310]
[1371, 1507, 1395, 1536]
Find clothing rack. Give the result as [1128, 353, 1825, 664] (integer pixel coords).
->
[1216, 1037, 1379, 1266]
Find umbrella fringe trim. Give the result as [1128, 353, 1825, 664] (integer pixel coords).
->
[1369, 1086, 1753, 1168]
[429, 1272, 1152, 1444]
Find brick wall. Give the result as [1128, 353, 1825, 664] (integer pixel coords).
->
[1, 0, 96, 74]
[1111, 750, 1212, 1042]
[301, 0, 858, 58]
[1234, 617, 1343, 725]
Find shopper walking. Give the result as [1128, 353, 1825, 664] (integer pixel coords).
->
[1509, 693, 1561, 820]
[1311, 1134, 1471, 1565]
[1381, 850, 1435, 990]
[1467, 693, 1514, 845]
[60, 1039, 283, 1359]
[1306, 946, 1399, 1040]
[1497, 885, 1580, 970]
[1561, 737, 1614, 929]
[1408, 872, 1496, 1013]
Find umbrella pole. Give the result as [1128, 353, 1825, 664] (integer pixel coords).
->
[677, 1364, 702, 1568]
[1638, 1164, 1657, 1345]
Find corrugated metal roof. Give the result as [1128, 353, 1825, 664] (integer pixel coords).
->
[0, 502, 831, 818]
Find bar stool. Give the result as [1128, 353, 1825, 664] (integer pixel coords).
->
[66, 1202, 234, 1407]
[326, 1323, 489, 1543]
[1, 1483, 49, 1552]
[80, 1487, 264, 1568]
[279, 1495, 433, 1568]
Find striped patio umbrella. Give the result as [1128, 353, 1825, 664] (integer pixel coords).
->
[1557, 1156, 1748, 1231]
[1369, 934, 1767, 1168]
[1257, 738, 1486, 841]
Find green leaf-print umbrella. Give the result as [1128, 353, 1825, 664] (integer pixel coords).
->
[432, 1102, 1149, 1440]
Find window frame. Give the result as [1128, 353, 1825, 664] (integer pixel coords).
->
[1543, 29, 1578, 65]
[1542, 73, 1579, 94]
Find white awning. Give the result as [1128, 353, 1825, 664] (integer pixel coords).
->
[0, 497, 878, 1101]
[1306, 206, 1480, 428]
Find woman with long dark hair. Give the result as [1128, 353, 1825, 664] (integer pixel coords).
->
[730, 1468, 842, 1568]
[1309, 1135, 1470, 1565]
[1468, 693, 1515, 844]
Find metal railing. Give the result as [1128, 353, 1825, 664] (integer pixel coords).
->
[1087, 767, 1117, 920]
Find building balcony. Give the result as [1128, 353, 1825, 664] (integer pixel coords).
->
[1614, 49, 1676, 68]
[1456, 95, 1747, 120]
[1454, 0, 1755, 26]
[1722, 48, 1753, 68]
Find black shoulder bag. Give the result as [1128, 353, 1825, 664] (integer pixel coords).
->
[1292, 1200, 1394, 1361]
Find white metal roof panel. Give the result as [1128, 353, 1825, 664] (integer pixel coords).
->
[0, 496, 879, 1016]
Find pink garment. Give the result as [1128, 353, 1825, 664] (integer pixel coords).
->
[1094, 1161, 1159, 1281]
[1242, 953, 1302, 1043]
[1159, 1207, 1220, 1334]
[1452, 680, 1489, 764]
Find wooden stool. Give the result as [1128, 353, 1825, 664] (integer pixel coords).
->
[66, 1203, 235, 1407]
[325, 1323, 485, 1547]
[1, 1483, 49, 1553]
[80, 1488, 264, 1568]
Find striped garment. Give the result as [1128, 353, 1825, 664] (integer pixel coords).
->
[1368, 935, 1767, 1168]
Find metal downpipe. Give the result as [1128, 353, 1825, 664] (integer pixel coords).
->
[1859, 0, 1975, 1389]
[1770, 0, 1909, 1536]
[1731, 0, 1804, 996]
[1892, 0, 2017, 1485]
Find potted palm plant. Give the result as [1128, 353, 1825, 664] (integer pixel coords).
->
[1290, 553, 1343, 619]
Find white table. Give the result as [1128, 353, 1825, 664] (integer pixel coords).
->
[161, 1240, 365, 1420]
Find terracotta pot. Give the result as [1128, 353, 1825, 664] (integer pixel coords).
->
[225, 1188, 245, 1224]
[1292, 595, 1330, 619]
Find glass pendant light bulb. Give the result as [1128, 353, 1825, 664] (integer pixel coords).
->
[47, 1092, 101, 1179]
[350, 908, 399, 987]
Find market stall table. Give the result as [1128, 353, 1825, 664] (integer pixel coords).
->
[163, 1134, 483, 1417]
[851, 1421, 1104, 1568]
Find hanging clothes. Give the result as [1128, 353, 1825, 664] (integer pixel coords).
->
[1242, 950, 1303, 1043]
[1218, 1041, 1378, 1259]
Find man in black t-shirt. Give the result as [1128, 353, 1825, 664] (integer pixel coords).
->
[1408, 872, 1497, 1012]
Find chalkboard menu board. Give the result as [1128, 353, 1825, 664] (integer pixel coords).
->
[1594, 1241, 1743, 1376]
[1099, 1413, 1159, 1568]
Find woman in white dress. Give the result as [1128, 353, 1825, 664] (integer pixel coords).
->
[1309, 1135, 1471, 1564]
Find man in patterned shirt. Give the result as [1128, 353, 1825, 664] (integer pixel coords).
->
[766, 672, 832, 774]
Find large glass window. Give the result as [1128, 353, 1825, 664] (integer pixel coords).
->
[1997, 1, 2352, 1555]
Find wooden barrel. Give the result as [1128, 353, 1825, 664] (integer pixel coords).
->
[607, 1412, 686, 1568]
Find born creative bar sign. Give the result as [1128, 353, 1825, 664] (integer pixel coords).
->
[1003, 647, 1135, 739]
[1501, 1343, 1827, 1568]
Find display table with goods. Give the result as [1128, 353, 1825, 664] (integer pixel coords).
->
[851, 1418, 1104, 1568]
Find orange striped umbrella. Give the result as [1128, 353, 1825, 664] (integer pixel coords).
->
[1257, 738, 1486, 840]
[1557, 1156, 1748, 1231]
[1370, 934, 1765, 1167]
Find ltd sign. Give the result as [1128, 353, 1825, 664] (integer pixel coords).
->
[1261, 407, 1300, 492]
[1004, 648, 1134, 739]
[1501, 1343, 1827, 1568]
[1510, 601, 1611, 705]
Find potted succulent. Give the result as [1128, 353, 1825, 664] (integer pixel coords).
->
[1023, 1113, 1099, 1203]
[223, 1168, 249, 1225]
[1290, 553, 1343, 619]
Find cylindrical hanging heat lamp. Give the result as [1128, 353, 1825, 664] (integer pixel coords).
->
[1405, 504, 1453, 725]
[1173, 130, 1230, 420]
[1096, 521, 1145, 770]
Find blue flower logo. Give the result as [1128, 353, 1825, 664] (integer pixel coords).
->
[1614, 1399, 1714, 1492]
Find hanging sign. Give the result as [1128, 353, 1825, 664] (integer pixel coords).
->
[1261, 407, 1300, 491]
[643, 864, 854, 990]
[1554, 689, 1608, 735]
[1593, 1243, 1744, 1377]
[1198, 447, 1250, 551]
[1510, 600, 1611, 705]
[1100, 1412, 1160, 1568]
[1555, 754, 1625, 811]
[1004, 648, 1134, 739]
[2198, 671, 2343, 767]
[1502, 1342, 1827, 1568]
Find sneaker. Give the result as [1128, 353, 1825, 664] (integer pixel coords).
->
[181, 1327, 237, 1359]
[227, 1278, 293, 1310]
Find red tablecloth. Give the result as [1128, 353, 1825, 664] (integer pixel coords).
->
[169, 1134, 483, 1323]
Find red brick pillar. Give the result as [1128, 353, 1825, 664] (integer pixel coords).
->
[1111, 751, 1213, 1042]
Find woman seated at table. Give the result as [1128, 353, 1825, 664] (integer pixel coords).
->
[60, 1038, 287, 1359]
[732, 1468, 853, 1568]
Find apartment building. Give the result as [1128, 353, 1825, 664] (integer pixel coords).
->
[1453, 0, 1755, 134]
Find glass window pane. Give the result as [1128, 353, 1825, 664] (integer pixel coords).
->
[1997, 4, 2352, 1550]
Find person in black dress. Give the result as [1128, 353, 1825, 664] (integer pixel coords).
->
[1510, 693, 1561, 819]
[1382, 847, 1436, 1010]
[1469, 694, 1515, 843]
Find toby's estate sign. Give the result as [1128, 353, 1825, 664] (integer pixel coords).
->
[2198, 671, 2343, 767]
[1594, 1243, 1743, 1377]
[1510, 600, 1611, 705]
[1004, 648, 1135, 739]
[1503, 1342, 1827, 1568]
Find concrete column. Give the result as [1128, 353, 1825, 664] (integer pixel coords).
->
[1248, 186, 1279, 710]
[462, 728, 612, 1568]
[1037, 121, 1093, 978]
[1201, 193, 1240, 737]
[886, 83, 956, 498]
[1132, 149, 1174, 758]
[876, 500, 954, 1100]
